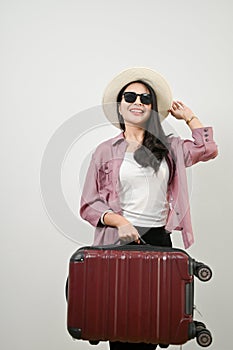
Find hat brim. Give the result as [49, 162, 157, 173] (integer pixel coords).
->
[102, 67, 173, 128]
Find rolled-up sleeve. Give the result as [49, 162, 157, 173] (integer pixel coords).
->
[80, 154, 112, 227]
[182, 127, 218, 167]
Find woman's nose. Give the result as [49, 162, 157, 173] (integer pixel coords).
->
[134, 95, 142, 105]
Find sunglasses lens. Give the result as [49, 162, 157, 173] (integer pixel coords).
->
[141, 94, 152, 105]
[123, 92, 136, 103]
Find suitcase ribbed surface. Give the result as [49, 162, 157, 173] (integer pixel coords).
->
[67, 248, 193, 344]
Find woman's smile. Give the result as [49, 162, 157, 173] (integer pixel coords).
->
[129, 107, 145, 115]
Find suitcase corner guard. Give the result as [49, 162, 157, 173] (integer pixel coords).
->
[70, 250, 85, 262]
[68, 327, 82, 339]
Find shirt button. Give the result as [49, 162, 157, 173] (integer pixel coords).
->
[204, 128, 208, 132]
[205, 138, 209, 142]
[204, 134, 209, 137]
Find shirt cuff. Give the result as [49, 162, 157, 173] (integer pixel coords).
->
[100, 210, 114, 225]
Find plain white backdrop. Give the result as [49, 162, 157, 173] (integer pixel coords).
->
[1, 0, 233, 349]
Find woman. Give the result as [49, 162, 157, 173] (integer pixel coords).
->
[80, 67, 218, 349]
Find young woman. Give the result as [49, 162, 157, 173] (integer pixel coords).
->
[80, 67, 218, 349]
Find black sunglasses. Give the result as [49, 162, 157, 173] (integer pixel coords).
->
[122, 92, 152, 105]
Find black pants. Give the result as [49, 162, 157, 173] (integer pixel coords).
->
[135, 226, 172, 247]
[109, 226, 172, 350]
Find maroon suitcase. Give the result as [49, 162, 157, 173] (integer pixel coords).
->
[66, 245, 213, 347]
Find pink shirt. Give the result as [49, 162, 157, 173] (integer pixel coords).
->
[80, 127, 218, 249]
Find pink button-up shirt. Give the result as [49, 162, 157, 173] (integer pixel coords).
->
[80, 128, 218, 248]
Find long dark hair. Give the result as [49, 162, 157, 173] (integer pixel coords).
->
[117, 80, 174, 178]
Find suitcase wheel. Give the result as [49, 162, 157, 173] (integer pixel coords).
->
[196, 329, 212, 347]
[89, 341, 100, 345]
[195, 263, 212, 282]
[159, 345, 169, 348]
[194, 321, 206, 332]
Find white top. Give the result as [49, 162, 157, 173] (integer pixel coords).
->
[118, 152, 169, 227]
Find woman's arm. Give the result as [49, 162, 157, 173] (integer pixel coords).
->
[80, 154, 112, 227]
[103, 212, 129, 227]
[80, 154, 140, 243]
[168, 100, 218, 166]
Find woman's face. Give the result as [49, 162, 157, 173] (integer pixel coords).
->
[118, 82, 152, 128]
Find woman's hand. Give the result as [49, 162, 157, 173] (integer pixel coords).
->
[169, 100, 194, 121]
[103, 212, 140, 244]
[168, 100, 203, 129]
[117, 222, 140, 243]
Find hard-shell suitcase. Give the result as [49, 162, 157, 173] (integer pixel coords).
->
[66, 245, 213, 347]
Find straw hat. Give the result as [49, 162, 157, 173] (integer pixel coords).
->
[102, 67, 173, 128]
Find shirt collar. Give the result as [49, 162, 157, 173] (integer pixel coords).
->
[111, 132, 126, 146]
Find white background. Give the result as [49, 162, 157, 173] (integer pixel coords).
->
[1, 0, 233, 349]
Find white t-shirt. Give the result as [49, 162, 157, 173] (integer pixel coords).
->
[118, 152, 169, 227]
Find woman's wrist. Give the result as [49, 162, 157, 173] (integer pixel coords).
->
[183, 114, 204, 129]
[185, 115, 198, 125]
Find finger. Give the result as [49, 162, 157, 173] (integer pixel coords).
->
[174, 101, 184, 110]
[169, 106, 175, 113]
[119, 237, 128, 243]
[118, 231, 130, 240]
[133, 228, 140, 239]
[174, 102, 183, 110]
[131, 234, 139, 241]
[119, 230, 137, 241]
[168, 108, 176, 116]
[123, 232, 138, 241]
[176, 100, 185, 108]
